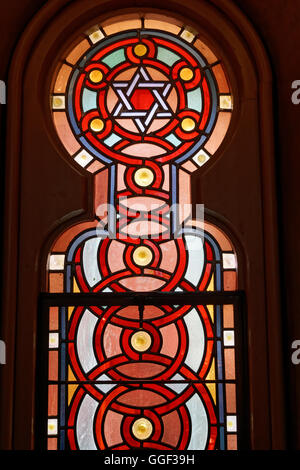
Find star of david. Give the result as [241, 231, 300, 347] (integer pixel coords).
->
[111, 66, 173, 133]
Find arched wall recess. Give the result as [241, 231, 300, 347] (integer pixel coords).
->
[0, 0, 284, 450]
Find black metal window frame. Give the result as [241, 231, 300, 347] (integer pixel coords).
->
[36, 290, 249, 450]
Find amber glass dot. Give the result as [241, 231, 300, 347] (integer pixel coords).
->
[134, 43, 148, 57]
[53, 97, 63, 107]
[134, 167, 154, 187]
[179, 67, 194, 81]
[90, 118, 104, 133]
[131, 330, 152, 352]
[132, 246, 153, 266]
[132, 418, 153, 440]
[181, 117, 196, 132]
[89, 69, 103, 83]
[197, 153, 206, 163]
[90, 32, 101, 42]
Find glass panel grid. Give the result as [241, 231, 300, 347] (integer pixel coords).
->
[44, 299, 241, 450]
[42, 11, 243, 454]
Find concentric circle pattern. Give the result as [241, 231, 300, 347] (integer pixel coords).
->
[52, 19, 234, 172]
[67, 32, 217, 165]
[48, 15, 237, 451]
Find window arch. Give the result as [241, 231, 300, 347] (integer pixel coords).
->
[43, 12, 242, 451]
[0, 0, 284, 451]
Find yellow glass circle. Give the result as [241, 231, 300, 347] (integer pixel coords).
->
[53, 97, 63, 107]
[89, 69, 103, 83]
[132, 418, 153, 440]
[90, 118, 104, 133]
[198, 153, 206, 163]
[131, 330, 152, 352]
[181, 117, 196, 132]
[134, 167, 154, 187]
[179, 67, 194, 81]
[134, 43, 148, 57]
[132, 246, 153, 266]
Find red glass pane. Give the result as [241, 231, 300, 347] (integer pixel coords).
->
[224, 349, 235, 380]
[223, 271, 237, 291]
[66, 39, 90, 64]
[194, 39, 217, 64]
[225, 383, 236, 413]
[49, 307, 59, 330]
[48, 384, 58, 415]
[47, 438, 57, 450]
[48, 351, 58, 381]
[53, 112, 81, 155]
[227, 434, 237, 450]
[223, 305, 234, 328]
[204, 112, 231, 155]
[54, 64, 72, 93]
[49, 273, 64, 293]
[212, 64, 230, 93]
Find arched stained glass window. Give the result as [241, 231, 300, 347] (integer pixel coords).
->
[43, 13, 242, 451]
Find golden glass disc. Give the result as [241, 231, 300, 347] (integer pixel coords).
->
[90, 118, 104, 133]
[219, 94, 233, 110]
[134, 167, 154, 187]
[132, 418, 153, 440]
[181, 117, 196, 132]
[89, 69, 103, 83]
[198, 153, 206, 163]
[131, 330, 152, 352]
[132, 246, 153, 266]
[134, 43, 148, 57]
[179, 67, 194, 81]
[53, 97, 63, 108]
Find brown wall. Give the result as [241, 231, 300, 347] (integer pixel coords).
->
[0, 0, 299, 449]
[235, 0, 300, 449]
[233, 0, 300, 448]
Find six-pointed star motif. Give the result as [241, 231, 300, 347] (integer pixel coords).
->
[111, 66, 173, 133]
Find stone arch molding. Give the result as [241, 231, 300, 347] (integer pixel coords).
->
[1, 0, 284, 450]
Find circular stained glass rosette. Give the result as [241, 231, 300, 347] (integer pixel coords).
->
[52, 21, 232, 171]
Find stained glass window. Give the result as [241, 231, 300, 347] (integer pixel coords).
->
[43, 13, 242, 451]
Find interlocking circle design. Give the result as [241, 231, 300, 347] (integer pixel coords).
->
[67, 31, 218, 165]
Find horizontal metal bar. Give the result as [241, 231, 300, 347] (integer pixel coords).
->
[47, 380, 237, 385]
[39, 291, 244, 307]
